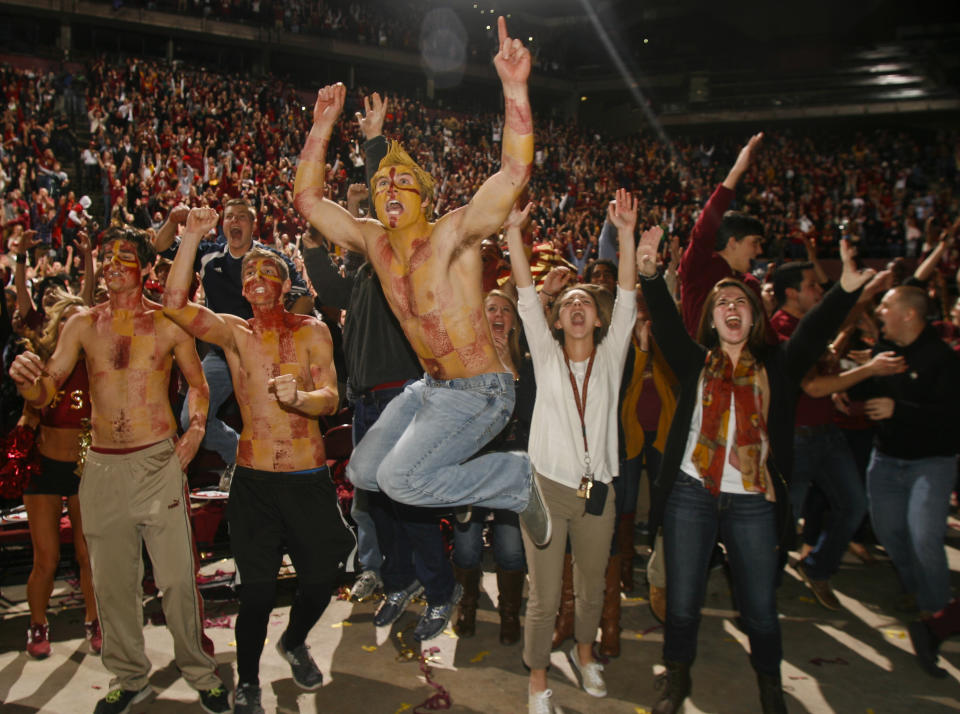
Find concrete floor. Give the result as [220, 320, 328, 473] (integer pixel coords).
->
[1, 535, 959, 714]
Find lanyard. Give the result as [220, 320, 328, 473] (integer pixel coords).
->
[563, 346, 596, 475]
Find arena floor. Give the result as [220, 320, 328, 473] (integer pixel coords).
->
[1, 534, 958, 714]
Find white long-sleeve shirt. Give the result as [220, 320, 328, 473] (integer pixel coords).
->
[518, 284, 636, 488]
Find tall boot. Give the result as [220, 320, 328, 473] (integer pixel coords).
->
[453, 565, 481, 638]
[756, 671, 788, 714]
[652, 660, 691, 714]
[599, 554, 622, 657]
[496, 567, 524, 645]
[551, 553, 574, 650]
[618, 513, 636, 592]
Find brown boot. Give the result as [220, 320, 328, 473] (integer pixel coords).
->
[551, 553, 574, 650]
[496, 567, 524, 645]
[599, 554, 622, 657]
[618, 513, 636, 592]
[453, 565, 481, 638]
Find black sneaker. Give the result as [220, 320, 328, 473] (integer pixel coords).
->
[413, 582, 463, 641]
[93, 686, 151, 714]
[199, 685, 230, 713]
[233, 682, 264, 714]
[276, 633, 324, 690]
[374, 580, 424, 627]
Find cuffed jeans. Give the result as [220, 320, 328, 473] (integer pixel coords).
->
[791, 425, 867, 580]
[346, 372, 530, 511]
[663, 472, 782, 675]
[867, 450, 956, 613]
[180, 350, 238, 465]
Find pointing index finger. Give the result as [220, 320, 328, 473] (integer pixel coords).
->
[498, 16, 508, 47]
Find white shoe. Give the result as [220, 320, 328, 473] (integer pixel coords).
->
[528, 688, 563, 714]
[567, 645, 607, 697]
[350, 570, 383, 601]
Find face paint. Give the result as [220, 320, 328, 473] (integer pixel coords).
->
[242, 258, 284, 304]
[373, 166, 423, 228]
[103, 240, 142, 289]
[108, 240, 140, 269]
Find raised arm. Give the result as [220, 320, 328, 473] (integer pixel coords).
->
[456, 17, 533, 246]
[503, 202, 534, 288]
[152, 204, 189, 254]
[9, 311, 86, 407]
[12, 230, 37, 318]
[722, 133, 763, 191]
[606, 188, 638, 290]
[293, 83, 368, 254]
[77, 231, 96, 306]
[162, 207, 243, 351]
[172, 329, 208, 470]
[269, 321, 338, 417]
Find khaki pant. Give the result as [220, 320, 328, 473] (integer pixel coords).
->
[79, 439, 219, 692]
[521, 473, 616, 669]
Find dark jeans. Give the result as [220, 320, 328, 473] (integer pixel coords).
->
[452, 508, 524, 571]
[791, 425, 867, 580]
[350, 384, 453, 606]
[663, 472, 782, 675]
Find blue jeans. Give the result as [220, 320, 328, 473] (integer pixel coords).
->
[663, 472, 782, 674]
[180, 350, 238, 465]
[791, 426, 867, 580]
[348, 385, 407, 575]
[347, 373, 530, 511]
[452, 509, 525, 571]
[867, 450, 956, 613]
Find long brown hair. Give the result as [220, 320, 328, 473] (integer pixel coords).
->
[695, 278, 766, 352]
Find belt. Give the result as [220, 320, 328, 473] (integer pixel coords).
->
[795, 423, 834, 437]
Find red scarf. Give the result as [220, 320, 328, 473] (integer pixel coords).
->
[692, 349, 769, 496]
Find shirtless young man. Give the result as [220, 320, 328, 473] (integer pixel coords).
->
[294, 17, 549, 545]
[162, 208, 355, 714]
[9, 226, 228, 714]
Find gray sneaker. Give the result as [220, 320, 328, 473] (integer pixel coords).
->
[350, 570, 383, 602]
[233, 683, 264, 714]
[276, 633, 324, 690]
[519, 471, 552, 547]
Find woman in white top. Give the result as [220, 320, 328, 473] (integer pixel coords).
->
[505, 189, 651, 714]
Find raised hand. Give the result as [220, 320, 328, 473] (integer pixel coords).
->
[839, 238, 876, 292]
[355, 92, 387, 141]
[312, 83, 346, 132]
[541, 265, 575, 296]
[607, 188, 637, 235]
[9, 351, 44, 388]
[503, 201, 532, 232]
[185, 207, 219, 238]
[724, 132, 763, 189]
[636, 225, 665, 277]
[13, 230, 39, 256]
[167, 203, 190, 226]
[493, 16, 531, 87]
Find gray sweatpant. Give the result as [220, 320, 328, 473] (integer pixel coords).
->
[79, 439, 220, 692]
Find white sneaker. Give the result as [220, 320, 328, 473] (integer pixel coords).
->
[528, 688, 563, 714]
[567, 645, 606, 697]
[350, 570, 383, 601]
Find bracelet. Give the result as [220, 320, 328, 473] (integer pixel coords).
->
[13, 253, 26, 265]
[541, 289, 557, 298]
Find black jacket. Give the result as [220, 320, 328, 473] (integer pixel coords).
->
[641, 272, 861, 553]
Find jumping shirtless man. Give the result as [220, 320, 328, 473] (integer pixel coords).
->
[162, 207, 355, 714]
[9, 226, 228, 714]
[293, 17, 549, 545]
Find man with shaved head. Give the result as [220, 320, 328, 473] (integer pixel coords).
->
[851, 285, 960, 628]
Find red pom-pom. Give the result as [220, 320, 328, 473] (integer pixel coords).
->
[0, 425, 40, 499]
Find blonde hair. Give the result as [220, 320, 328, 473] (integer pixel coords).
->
[23, 288, 85, 361]
[485, 289, 522, 367]
[378, 141, 436, 208]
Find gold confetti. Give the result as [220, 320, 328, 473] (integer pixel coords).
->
[798, 596, 816, 604]
[362, 645, 377, 652]
[394, 704, 411, 713]
[228, 641, 236, 647]
[635, 708, 651, 714]
[635, 633, 644, 639]
[470, 651, 490, 663]
[331, 621, 352, 628]
[866, 710, 875, 714]
[624, 596, 647, 602]
[882, 629, 906, 639]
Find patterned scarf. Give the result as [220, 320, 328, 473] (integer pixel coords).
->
[692, 348, 769, 496]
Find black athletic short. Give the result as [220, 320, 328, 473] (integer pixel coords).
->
[227, 466, 356, 585]
[24, 456, 79, 496]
